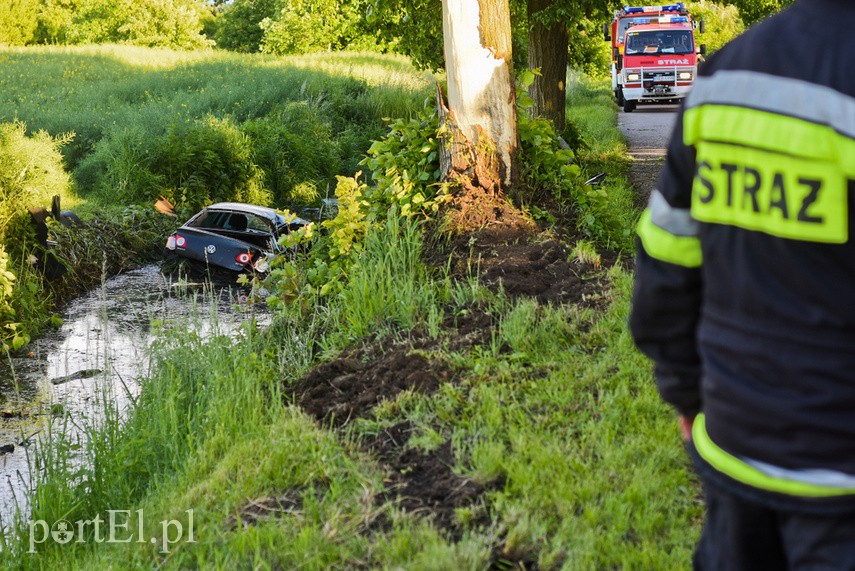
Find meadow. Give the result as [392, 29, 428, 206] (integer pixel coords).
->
[0, 47, 702, 569]
[0, 45, 433, 214]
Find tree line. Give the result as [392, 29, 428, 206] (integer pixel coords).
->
[0, 0, 792, 137]
[1, 1, 793, 57]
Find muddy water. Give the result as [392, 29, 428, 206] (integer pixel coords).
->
[0, 264, 269, 526]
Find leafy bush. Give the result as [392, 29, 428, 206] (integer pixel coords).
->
[0, 0, 39, 45]
[35, 0, 213, 49]
[0, 244, 22, 351]
[155, 116, 269, 212]
[0, 122, 75, 234]
[361, 110, 450, 219]
[686, 1, 745, 54]
[213, 0, 279, 52]
[242, 102, 341, 206]
[0, 121, 76, 350]
[265, 174, 371, 306]
[75, 123, 165, 205]
[258, 0, 362, 55]
[516, 70, 625, 244]
[85, 116, 269, 214]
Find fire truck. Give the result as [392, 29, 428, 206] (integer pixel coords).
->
[604, 4, 705, 112]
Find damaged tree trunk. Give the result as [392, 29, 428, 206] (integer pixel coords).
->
[527, 0, 568, 133]
[440, 0, 518, 195]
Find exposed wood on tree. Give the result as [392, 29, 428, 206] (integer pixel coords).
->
[441, 0, 518, 194]
[435, 81, 469, 181]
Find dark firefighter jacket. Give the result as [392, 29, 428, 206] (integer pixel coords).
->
[630, 0, 855, 512]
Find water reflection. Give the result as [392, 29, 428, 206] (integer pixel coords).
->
[0, 264, 268, 526]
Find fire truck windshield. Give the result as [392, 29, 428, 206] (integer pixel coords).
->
[618, 17, 653, 42]
[624, 30, 694, 55]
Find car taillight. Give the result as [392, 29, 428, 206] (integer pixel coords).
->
[235, 252, 253, 265]
[175, 235, 187, 248]
[165, 236, 176, 250]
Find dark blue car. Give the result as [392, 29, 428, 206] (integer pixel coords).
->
[163, 202, 308, 279]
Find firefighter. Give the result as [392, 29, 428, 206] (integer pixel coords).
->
[629, 0, 855, 567]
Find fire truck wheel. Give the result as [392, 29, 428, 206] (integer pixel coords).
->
[623, 99, 637, 113]
[615, 90, 625, 106]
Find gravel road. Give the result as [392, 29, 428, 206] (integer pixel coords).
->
[617, 103, 680, 203]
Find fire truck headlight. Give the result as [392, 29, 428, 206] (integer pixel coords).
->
[678, 71, 693, 81]
[626, 72, 641, 82]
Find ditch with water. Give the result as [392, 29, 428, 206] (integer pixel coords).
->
[0, 264, 269, 527]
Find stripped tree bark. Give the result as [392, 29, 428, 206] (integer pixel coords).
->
[440, 0, 518, 198]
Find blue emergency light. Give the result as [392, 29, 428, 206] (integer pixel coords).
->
[623, 3, 684, 14]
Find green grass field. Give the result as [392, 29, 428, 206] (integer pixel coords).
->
[0, 45, 433, 213]
[0, 48, 702, 569]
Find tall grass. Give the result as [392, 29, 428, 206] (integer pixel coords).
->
[566, 74, 640, 249]
[0, 46, 433, 212]
[566, 72, 627, 162]
[340, 213, 441, 340]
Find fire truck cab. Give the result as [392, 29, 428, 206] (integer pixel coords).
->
[604, 4, 705, 112]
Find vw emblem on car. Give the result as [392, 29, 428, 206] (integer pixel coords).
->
[206, 244, 216, 254]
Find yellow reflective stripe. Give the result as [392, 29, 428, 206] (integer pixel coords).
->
[637, 209, 702, 267]
[686, 72, 855, 142]
[684, 105, 855, 164]
[693, 414, 855, 498]
[684, 106, 851, 244]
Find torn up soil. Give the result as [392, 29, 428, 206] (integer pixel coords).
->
[364, 422, 490, 538]
[285, 315, 498, 539]
[285, 194, 621, 548]
[289, 336, 455, 428]
[433, 224, 618, 308]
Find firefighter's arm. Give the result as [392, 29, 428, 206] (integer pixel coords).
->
[630, 241, 703, 417]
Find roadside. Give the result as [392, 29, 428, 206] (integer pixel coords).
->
[617, 103, 680, 204]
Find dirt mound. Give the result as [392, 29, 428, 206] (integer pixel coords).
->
[480, 237, 595, 305]
[442, 186, 537, 237]
[290, 338, 454, 427]
[365, 422, 490, 537]
[437, 226, 616, 307]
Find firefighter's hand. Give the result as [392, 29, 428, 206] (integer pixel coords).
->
[678, 415, 695, 441]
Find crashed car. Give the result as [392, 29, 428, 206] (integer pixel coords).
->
[162, 202, 308, 280]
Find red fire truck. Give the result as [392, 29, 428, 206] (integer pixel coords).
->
[604, 4, 705, 112]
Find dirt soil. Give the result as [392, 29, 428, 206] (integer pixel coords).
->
[275, 195, 627, 564]
[438, 224, 617, 308]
